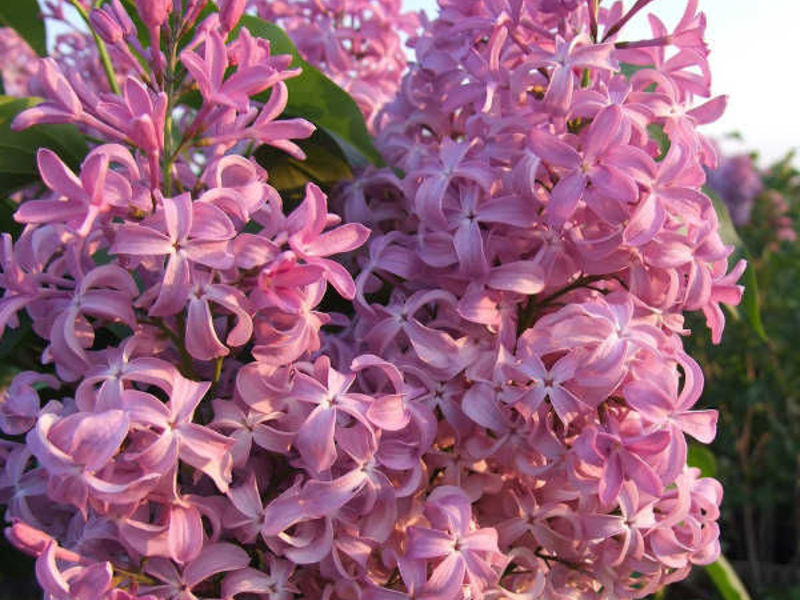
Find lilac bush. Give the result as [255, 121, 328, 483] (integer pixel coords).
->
[0, 1, 744, 599]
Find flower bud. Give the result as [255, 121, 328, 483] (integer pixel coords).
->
[135, 0, 172, 29]
[109, 0, 136, 39]
[219, 0, 247, 33]
[89, 8, 124, 45]
[184, 0, 211, 29]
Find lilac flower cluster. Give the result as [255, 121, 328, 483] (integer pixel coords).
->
[333, 0, 743, 596]
[249, 0, 418, 130]
[0, 1, 743, 599]
[705, 151, 763, 226]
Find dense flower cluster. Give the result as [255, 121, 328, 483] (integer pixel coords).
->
[335, 0, 743, 596]
[249, 0, 418, 129]
[0, 1, 742, 599]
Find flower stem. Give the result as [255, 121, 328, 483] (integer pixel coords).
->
[67, 0, 121, 95]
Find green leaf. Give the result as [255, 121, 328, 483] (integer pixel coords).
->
[706, 555, 752, 600]
[0, 96, 89, 198]
[0, 315, 32, 360]
[238, 15, 384, 168]
[620, 63, 650, 78]
[253, 128, 353, 205]
[647, 123, 670, 162]
[687, 443, 717, 478]
[0, 0, 47, 56]
[707, 188, 768, 342]
[740, 254, 767, 342]
[708, 189, 741, 248]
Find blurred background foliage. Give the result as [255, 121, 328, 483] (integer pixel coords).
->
[652, 149, 800, 600]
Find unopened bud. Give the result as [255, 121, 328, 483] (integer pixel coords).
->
[219, 0, 247, 33]
[135, 0, 172, 29]
[109, 0, 136, 39]
[90, 8, 124, 45]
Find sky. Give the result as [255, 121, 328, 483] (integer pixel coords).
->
[402, 0, 800, 167]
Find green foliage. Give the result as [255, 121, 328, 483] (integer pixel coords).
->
[253, 128, 353, 206]
[706, 188, 768, 341]
[239, 15, 384, 168]
[684, 151, 800, 598]
[0, 96, 89, 199]
[0, 0, 47, 56]
[687, 443, 718, 478]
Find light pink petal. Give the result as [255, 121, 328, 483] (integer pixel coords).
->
[687, 95, 727, 125]
[162, 193, 193, 243]
[462, 384, 508, 432]
[453, 219, 486, 275]
[488, 261, 545, 294]
[543, 66, 574, 114]
[190, 202, 236, 240]
[426, 553, 466, 597]
[407, 527, 454, 559]
[547, 171, 586, 226]
[71, 409, 129, 470]
[149, 253, 191, 316]
[68, 562, 113, 600]
[464, 528, 499, 552]
[171, 375, 211, 423]
[475, 197, 537, 226]
[13, 199, 85, 225]
[37, 148, 86, 200]
[676, 409, 717, 443]
[111, 225, 173, 256]
[621, 451, 664, 497]
[308, 257, 357, 300]
[80, 152, 109, 207]
[624, 195, 665, 247]
[590, 165, 638, 204]
[183, 239, 233, 270]
[302, 468, 368, 515]
[168, 504, 204, 564]
[221, 567, 273, 598]
[302, 223, 370, 257]
[261, 487, 308, 537]
[283, 519, 334, 564]
[35, 542, 70, 597]
[585, 105, 623, 159]
[367, 395, 410, 431]
[549, 386, 585, 425]
[405, 320, 459, 371]
[177, 424, 234, 492]
[287, 183, 327, 241]
[626, 430, 671, 455]
[185, 297, 229, 361]
[295, 405, 337, 473]
[581, 514, 625, 540]
[183, 543, 250, 588]
[623, 380, 672, 423]
[228, 474, 263, 518]
[529, 130, 582, 169]
[599, 452, 623, 505]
